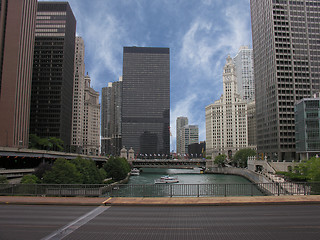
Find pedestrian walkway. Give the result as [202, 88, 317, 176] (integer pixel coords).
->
[1, 195, 320, 206]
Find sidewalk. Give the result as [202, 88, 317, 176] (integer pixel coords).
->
[1, 195, 320, 206]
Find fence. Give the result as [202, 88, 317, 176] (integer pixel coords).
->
[1, 182, 319, 197]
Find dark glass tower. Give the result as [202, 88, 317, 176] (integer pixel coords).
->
[30, 2, 76, 150]
[250, 0, 320, 160]
[122, 47, 170, 156]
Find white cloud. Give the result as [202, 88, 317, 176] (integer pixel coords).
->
[170, 2, 252, 151]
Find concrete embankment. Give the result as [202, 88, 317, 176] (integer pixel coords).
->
[206, 167, 272, 184]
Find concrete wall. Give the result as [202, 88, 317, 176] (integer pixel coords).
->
[206, 167, 272, 184]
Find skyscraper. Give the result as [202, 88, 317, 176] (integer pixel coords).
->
[0, 0, 37, 148]
[181, 125, 199, 156]
[30, 2, 76, 150]
[250, 0, 320, 160]
[122, 47, 170, 156]
[233, 46, 255, 101]
[206, 56, 248, 159]
[101, 77, 122, 156]
[83, 75, 100, 155]
[176, 117, 188, 155]
[71, 36, 85, 153]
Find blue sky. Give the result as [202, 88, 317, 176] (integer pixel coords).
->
[41, 0, 252, 152]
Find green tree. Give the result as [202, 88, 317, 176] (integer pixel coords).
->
[71, 157, 103, 184]
[103, 157, 130, 181]
[49, 137, 64, 151]
[34, 162, 52, 180]
[0, 175, 8, 184]
[298, 157, 320, 181]
[21, 175, 39, 184]
[233, 149, 256, 168]
[214, 154, 227, 167]
[43, 158, 82, 184]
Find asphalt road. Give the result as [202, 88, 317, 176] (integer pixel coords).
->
[1, 204, 320, 240]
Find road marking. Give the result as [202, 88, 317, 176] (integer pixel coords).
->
[102, 197, 112, 205]
[41, 206, 110, 240]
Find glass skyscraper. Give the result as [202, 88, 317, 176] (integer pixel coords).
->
[122, 47, 170, 156]
[250, 0, 320, 161]
[30, 2, 76, 150]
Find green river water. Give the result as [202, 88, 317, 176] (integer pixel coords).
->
[109, 168, 265, 197]
[128, 168, 253, 185]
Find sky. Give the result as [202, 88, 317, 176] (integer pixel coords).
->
[40, 0, 252, 152]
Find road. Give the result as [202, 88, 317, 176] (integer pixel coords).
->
[0, 204, 320, 240]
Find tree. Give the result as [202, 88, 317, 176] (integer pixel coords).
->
[233, 149, 256, 168]
[298, 157, 320, 182]
[21, 175, 39, 184]
[71, 157, 104, 184]
[0, 175, 8, 184]
[43, 158, 82, 184]
[29, 134, 64, 151]
[214, 154, 227, 167]
[103, 157, 130, 181]
[34, 162, 52, 180]
[49, 137, 64, 151]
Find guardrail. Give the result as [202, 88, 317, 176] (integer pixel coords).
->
[0, 182, 319, 197]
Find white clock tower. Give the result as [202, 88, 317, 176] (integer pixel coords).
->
[206, 56, 248, 160]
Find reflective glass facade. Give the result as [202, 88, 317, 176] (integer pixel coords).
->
[250, 0, 320, 160]
[122, 47, 170, 156]
[30, 2, 76, 149]
[295, 98, 320, 159]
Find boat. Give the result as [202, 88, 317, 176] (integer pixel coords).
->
[130, 168, 140, 176]
[154, 175, 179, 184]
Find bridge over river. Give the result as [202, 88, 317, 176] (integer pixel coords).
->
[130, 159, 206, 169]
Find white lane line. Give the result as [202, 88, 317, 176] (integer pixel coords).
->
[41, 206, 110, 240]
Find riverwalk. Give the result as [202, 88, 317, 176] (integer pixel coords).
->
[1, 195, 320, 206]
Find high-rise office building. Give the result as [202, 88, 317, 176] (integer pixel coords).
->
[181, 125, 199, 156]
[83, 75, 100, 155]
[0, 0, 37, 148]
[234, 46, 255, 101]
[122, 47, 170, 156]
[295, 97, 320, 160]
[176, 117, 188, 155]
[30, 2, 76, 150]
[71, 37, 85, 153]
[101, 77, 122, 156]
[250, 0, 320, 160]
[206, 56, 248, 159]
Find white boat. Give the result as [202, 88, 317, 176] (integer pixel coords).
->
[130, 168, 140, 176]
[154, 176, 179, 184]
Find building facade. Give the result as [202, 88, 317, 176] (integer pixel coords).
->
[176, 117, 188, 155]
[181, 125, 199, 156]
[188, 141, 206, 158]
[71, 36, 85, 153]
[30, 2, 76, 150]
[295, 98, 320, 160]
[250, 0, 320, 160]
[234, 46, 255, 101]
[247, 101, 257, 148]
[101, 77, 122, 156]
[206, 56, 248, 159]
[122, 47, 170, 156]
[0, 0, 37, 148]
[83, 75, 100, 155]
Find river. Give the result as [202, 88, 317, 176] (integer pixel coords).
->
[109, 168, 264, 197]
[128, 168, 254, 185]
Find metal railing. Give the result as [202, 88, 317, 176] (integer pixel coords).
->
[0, 182, 319, 197]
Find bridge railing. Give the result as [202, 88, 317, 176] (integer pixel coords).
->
[0, 182, 319, 197]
